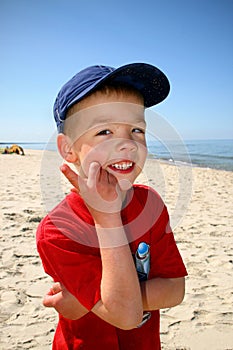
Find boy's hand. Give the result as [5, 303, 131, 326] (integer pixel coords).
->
[43, 282, 88, 320]
[61, 163, 123, 222]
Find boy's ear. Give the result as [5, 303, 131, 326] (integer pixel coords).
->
[57, 134, 79, 163]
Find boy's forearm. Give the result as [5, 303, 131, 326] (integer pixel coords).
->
[92, 218, 143, 330]
[141, 277, 185, 311]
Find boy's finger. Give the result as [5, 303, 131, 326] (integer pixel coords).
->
[99, 167, 109, 183]
[43, 294, 54, 308]
[87, 162, 101, 188]
[43, 292, 62, 308]
[60, 164, 79, 191]
[106, 170, 118, 185]
[70, 188, 79, 194]
[50, 282, 63, 294]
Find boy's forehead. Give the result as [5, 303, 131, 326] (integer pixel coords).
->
[66, 102, 146, 137]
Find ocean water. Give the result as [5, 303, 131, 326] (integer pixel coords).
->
[147, 139, 233, 172]
[1, 139, 233, 172]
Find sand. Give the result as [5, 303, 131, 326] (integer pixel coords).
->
[1, 150, 233, 350]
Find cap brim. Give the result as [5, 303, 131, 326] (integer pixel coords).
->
[69, 63, 170, 109]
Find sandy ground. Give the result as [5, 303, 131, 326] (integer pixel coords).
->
[1, 150, 232, 349]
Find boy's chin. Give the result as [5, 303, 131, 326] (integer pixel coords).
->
[118, 178, 133, 191]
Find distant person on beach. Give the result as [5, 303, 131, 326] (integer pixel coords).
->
[36, 63, 187, 349]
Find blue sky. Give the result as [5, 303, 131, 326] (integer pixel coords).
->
[1, 0, 232, 142]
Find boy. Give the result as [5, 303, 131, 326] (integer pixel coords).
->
[37, 63, 187, 349]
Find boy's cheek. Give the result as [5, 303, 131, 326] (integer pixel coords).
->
[77, 140, 115, 176]
[136, 145, 148, 170]
[78, 149, 106, 178]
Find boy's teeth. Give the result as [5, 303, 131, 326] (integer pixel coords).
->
[111, 162, 133, 170]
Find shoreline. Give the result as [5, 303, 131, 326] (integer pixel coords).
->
[147, 153, 233, 173]
[1, 150, 233, 349]
[1, 148, 233, 173]
[1, 138, 233, 172]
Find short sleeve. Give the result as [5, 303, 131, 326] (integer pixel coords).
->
[149, 206, 188, 278]
[37, 220, 102, 311]
[150, 232, 187, 278]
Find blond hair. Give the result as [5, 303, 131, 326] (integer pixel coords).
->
[65, 84, 144, 121]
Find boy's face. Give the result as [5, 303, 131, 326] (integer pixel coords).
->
[61, 91, 148, 186]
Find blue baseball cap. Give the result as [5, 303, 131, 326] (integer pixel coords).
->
[54, 63, 170, 132]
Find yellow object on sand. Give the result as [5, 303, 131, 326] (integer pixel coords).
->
[1, 144, 25, 155]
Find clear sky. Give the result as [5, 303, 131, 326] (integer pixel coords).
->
[1, 0, 233, 142]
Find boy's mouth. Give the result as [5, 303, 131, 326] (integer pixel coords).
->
[108, 160, 135, 173]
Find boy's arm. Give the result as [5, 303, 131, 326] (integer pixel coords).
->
[41, 230, 143, 328]
[58, 163, 143, 329]
[43, 282, 89, 320]
[43, 277, 185, 321]
[91, 220, 143, 330]
[141, 277, 185, 310]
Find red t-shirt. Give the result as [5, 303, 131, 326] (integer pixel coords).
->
[37, 185, 187, 349]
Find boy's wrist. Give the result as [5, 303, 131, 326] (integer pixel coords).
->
[93, 212, 122, 228]
[95, 218, 128, 248]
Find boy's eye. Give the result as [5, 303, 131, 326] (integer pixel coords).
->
[96, 129, 111, 136]
[132, 128, 145, 134]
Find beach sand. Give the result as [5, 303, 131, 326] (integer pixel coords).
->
[1, 150, 233, 349]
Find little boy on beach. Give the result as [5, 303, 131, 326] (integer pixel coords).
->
[36, 63, 187, 349]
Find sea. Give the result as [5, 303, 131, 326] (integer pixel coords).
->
[1, 139, 233, 172]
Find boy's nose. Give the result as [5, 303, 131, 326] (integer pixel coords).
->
[115, 138, 138, 153]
